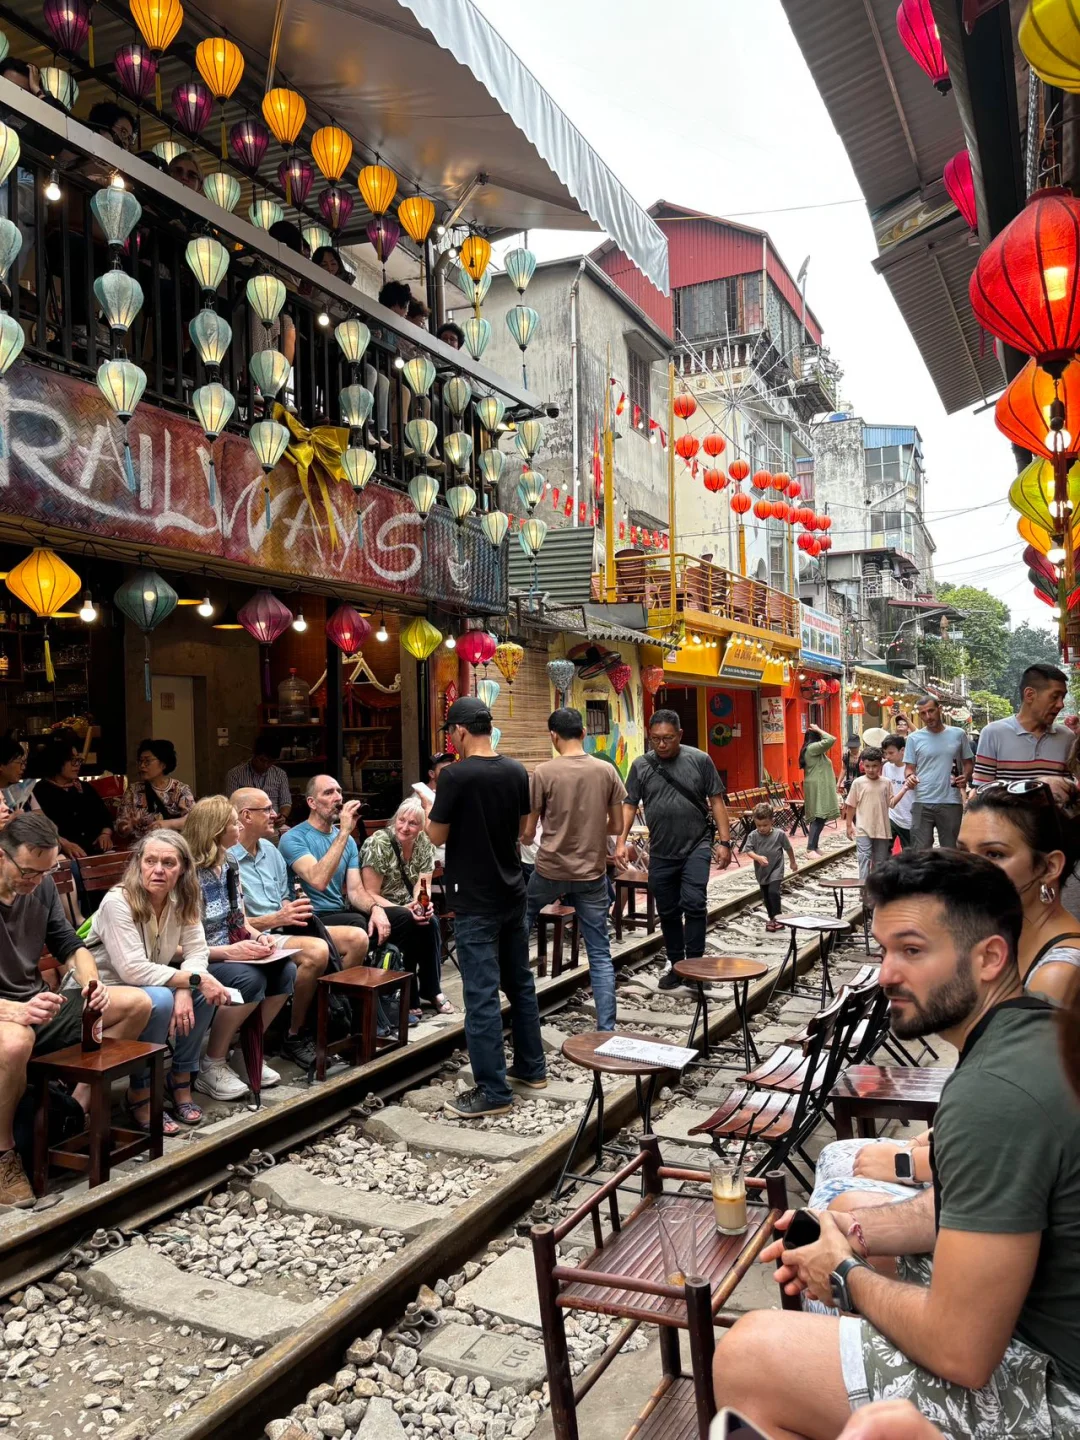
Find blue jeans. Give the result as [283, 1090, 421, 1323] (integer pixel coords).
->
[454, 903, 546, 1105]
[137, 986, 216, 1087]
[526, 873, 616, 1030]
[647, 840, 712, 965]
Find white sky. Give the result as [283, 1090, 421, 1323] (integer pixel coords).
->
[473, 0, 1046, 631]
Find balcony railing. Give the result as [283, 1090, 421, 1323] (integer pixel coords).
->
[1, 85, 540, 500]
[595, 553, 799, 640]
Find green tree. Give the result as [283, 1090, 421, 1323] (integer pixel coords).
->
[969, 690, 1014, 724]
[994, 621, 1061, 699]
[936, 584, 1010, 689]
[922, 634, 971, 683]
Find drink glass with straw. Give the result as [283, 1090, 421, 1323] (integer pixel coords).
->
[710, 1155, 748, 1235]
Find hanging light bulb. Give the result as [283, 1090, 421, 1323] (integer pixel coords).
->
[317, 310, 330, 328]
[444, 634, 457, 650]
[375, 611, 388, 643]
[44, 169, 62, 203]
[78, 590, 98, 623]
[408, 473, 439, 518]
[292, 605, 308, 633]
[109, 171, 126, 190]
[197, 591, 214, 618]
[1048, 545, 1068, 563]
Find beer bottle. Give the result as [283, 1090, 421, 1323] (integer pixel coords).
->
[82, 980, 103, 1052]
[417, 877, 430, 912]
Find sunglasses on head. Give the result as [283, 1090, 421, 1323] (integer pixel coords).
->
[979, 779, 1054, 799]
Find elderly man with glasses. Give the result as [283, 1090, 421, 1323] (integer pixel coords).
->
[228, 789, 330, 1071]
[0, 812, 151, 1207]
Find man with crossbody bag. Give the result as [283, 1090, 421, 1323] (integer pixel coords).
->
[618, 708, 732, 990]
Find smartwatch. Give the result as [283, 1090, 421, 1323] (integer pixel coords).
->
[718, 840, 732, 848]
[829, 1255, 870, 1312]
[894, 1150, 913, 1181]
[187, 971, 202, 989]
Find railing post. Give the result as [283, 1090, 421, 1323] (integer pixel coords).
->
[532, 1225, 579, 1440]
[685, 1275, 716, 1438]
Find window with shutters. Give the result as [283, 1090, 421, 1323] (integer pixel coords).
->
[627, 348, 650, 435]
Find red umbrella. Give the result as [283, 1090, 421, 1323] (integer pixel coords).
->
[239, 1008, 265, 1107]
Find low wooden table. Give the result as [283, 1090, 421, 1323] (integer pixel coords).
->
[673, 956, 769, 1068]
[314, 967, 413, 1081]
[829, 1064, 949, 1140]
[769, 914, 851, 1006]
[825, 877, 872, 953]
[29, 1039, 166, 1193]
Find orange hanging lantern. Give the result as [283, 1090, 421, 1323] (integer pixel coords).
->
[358, 163, 397, 216]
[702, 433, 725, 457]
[730, 490, 751, 515]
[129, 0, 183, 107]
[752, 470, 772, 489]
[460, 234, 491, 283]
[703, 467, 724, 492]
[771, 471, 791, 493]
[195, 36, 244, 158]
[311, 125, 353, 183]
[787, 477, 802, 499]
[673, 393, 697, 421]
[398, 193, 435, 244]
[674, 435, 699, 460]
[753, 498, 772, 520]
[996, 356, 1080, 460]
[729, 458, 750, 483]
[847, 689, 864, 715]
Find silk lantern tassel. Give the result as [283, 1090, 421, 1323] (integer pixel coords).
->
[143, 635, 152, 702]
[43, 624, 55, 685]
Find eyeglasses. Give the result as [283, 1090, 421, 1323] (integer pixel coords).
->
[244, 805, 275, 814]
[3, 858, 61, 879]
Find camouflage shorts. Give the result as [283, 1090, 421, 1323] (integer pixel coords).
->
[839, 1257, 1080, 1438]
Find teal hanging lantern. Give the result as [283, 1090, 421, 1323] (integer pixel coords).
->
[517, 468, 544, 512]
[250, 419, 290, 530]
[443, 431, 473, 473]
[96, 359, 146, 492]
[0, 219, 21, 283]
[343, 446, 375, 547]
[93, 270, 143, 337]
[478, 448, 506, 488]
[249, 349, 291, 398]
[519, 516, 548, 558]
[476, 395, 506, 434]
[456, 265, 491, 307]
[203, 171, 241, 212]
[189, 310, 231, 369]
[481, 509, 508, 549]
[446, 484, 477, 523]
[90, 187, 141, 248]
[404, 418, 438, 456]
[340, 384, 374, 429]
[463, 317, 490, 361]
[0, 312, 24, 377]
[402, 356, 436, 396]
[185, 236, 229, 296]
[506, 305, 540, 386]
[249, 198, 284, 230]
[247, 274, 286, 330]
[302, 222, 333, 254]
[335, 318, 371, 367]
[515, 417, 544, 459]
[113, 568, 178, 700]
[445, 375, 472, 417]
[503, 247, 536, 295]
[408, 473, 439, 518]
[193, 382, 234, 507]
[477, 678, 500, 708]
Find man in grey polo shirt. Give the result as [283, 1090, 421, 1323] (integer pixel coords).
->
[229, 788, 330, 1070]
[904, 696, 972, 849]
[973, 663, 1074, 798]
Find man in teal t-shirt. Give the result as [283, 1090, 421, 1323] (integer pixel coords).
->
[904, 696, 972, 849]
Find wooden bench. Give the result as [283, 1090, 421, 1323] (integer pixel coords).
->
[314, 966, 413, 1081]
[71, 850, 131, 910]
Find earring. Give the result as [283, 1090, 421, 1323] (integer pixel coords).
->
[1041, 883, 1055, 905]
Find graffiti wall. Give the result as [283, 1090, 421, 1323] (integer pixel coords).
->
[553, 639, 643, 780]
[0, 365, 505, 612]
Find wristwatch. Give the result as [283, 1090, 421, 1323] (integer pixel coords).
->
[830, 1255, 870, 1312]
[718, 840, 732, 848]
[894, 1150, 913, 1181]
[188, 971, 202, 989]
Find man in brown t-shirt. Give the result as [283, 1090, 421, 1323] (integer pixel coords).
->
[522, 708, 626, 1030]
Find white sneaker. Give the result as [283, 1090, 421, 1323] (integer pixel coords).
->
[259, 1061, 281, 1088]
[194, 1058, 250, 1101]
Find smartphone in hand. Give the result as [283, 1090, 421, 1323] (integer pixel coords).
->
[784, 1209, 822, 1249]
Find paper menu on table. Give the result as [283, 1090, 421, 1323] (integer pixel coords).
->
[594, 1037, 699, 1069]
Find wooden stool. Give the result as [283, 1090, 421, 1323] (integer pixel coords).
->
[536, 902, 580, 978]
[315, 967, 413, 1081]
[28, 1039, 166, 1195]
[613, 869, 656, 941]
[552, 1030, 674, 1203]
[674, 956, 770, 1067]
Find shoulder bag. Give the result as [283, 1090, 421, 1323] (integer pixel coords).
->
[644, 754, 716, 846]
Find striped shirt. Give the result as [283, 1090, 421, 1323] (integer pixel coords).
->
[972, 714, 1073, 785]
[223, 761, 292, 815]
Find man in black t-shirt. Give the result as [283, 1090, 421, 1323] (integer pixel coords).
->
[426, 698, 546, 1117]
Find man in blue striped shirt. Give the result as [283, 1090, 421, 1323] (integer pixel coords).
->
[972, 664, 1073, 797]
[224, 734, 292, 822]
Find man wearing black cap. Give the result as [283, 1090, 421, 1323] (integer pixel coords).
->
[424, 697, 546, 1117]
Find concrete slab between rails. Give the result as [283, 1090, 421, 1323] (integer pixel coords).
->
[651, 1104, 721, 1148]
[454, 1247, 542, 1328]
[362, 1106, 543, 1161]
[420, 1322, 547, 1391]
[80, 1241, 327, 1345]
[249, 1163, 444, 1238]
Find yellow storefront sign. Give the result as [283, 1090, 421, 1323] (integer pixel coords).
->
[718, 635, 767, 682]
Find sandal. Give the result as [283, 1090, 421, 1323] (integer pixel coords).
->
[126, 1095, 180, 1137]
[426, 994, 454, 1015]
[166, 1076, 204, 1126]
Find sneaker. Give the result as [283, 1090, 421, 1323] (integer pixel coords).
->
[259, 1062, 281, 1088]
[280, 1033, 317, 1070]
[0, 1149, 34, 1209]
[194, 1058, 250, 1102]
[658, 969, 689, 991]
[445, 1085, 512, 1119]
[507, 1069, 548, 1090]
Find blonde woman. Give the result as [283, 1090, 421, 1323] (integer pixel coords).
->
[86, 831, 232, 1129]
[183, 796, 296, 1101]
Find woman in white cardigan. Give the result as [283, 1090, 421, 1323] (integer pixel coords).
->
[86, 831, 231, 1131]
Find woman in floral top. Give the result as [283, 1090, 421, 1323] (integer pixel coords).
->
[115, 739, 194, 844]
[360, 797, 451, 1014]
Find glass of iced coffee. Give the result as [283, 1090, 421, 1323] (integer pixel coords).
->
[710, 1156, 748, 1235]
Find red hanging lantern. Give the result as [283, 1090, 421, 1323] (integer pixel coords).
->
[797, 532, 813, 551]
[730, 490, 751, 515]
[996, 357, 1080, 459]
[809, 538, 822, 556]
[822, 514, 832, 530]
[753, 498, 772, 520]
[703, 467, 724, 493]
[326, 603, 372, 658]
[970, 189, 1080, 368]
[702, 433, 726, 457]
[774, 502, 791, 523]
[673, 393, 697, 420]
[896, 0, 950, 93]
[752, 469, 772, 489]
[944, 149, 977, 231]
[787, 478, 802, 500]
[728, 458, 750, 483]
[238, 590, 294, 698]
[825, 678, 841, 696]
[457, 628, 497, 670]
[771, 471, 791, 493]
[642, 665, 665, 698]
[819, 535, 833, 551]
[848, 689, 865, 715]
[674, 435, 700, 460]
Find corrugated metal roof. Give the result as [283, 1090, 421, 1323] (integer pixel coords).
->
[507, 526, 596, 605]
[862, 425, 920, 449]
[511, 597, 653, 646]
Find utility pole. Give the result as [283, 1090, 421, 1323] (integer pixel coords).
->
[603, 342, 616, 603]
[667, 359, 676, 628]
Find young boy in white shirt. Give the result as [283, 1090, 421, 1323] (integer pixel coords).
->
[882, 733, 915, 850]
[843, 746, 893, 880]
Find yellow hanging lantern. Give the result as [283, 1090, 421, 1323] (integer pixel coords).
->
[262, 87, 307, 146]
[195, 37, 244, 158]
[1009, 456, 1080, 532]
[1020, 0, 1080, 92]
[129, 0, 183, 107]
[6, 548, 81, 683]
[398, 194, 435, 244]
[493, 640, 524, 715]
[460, 234, 491, 283]
[400, 616, 442, 662]
[358, 163, 397, 216]
[311, 125, 353, 183]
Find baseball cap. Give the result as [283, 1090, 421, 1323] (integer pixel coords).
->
[441, 696, 492, 729]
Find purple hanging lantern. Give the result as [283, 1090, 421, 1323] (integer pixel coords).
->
[229, 117, 270, 174]
[113, 42, 157, 104]
[319, 185, 354, 232]
[278, 155, 315, 207]
[366, 215, 400, 265]
[237, 590, 294, 697]
[43, 0, 91, 55]
[172, 79, 213, 139]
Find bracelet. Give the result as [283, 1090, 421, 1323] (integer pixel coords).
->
[849, 1219, 869, 1258]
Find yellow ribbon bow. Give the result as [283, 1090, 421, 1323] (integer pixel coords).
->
[272, 404, 350, 546]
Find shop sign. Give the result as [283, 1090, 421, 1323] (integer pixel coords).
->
[0, 367, 504, 611]
[718, 635, 766, 682]
[799, 603, 842, 672]
[760, 695, 785, 745]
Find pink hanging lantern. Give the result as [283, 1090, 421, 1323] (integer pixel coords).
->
[326, 604, 372, 658]
[172, 79, 214, 139]
[44, 0, 91, 55]
[113, 43, 157, 104]
[457, 629, 497, 691]
[320, 185, 354, 232]
[608, 661, 632, 719]
[278, 155, 315, 207]
[237, 590, 294, 697]
[943, 149, 977, 231]
[229, 117, 270, 173]
[367, 214, 400, 265]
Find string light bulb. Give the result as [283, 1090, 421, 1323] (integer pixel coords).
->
[45, 170, 61, 203]
[78, 591, 98, 623]
[197, 592, 214, 618]
[375, 612, 388, 642]
[292, 605, 308, 633]
[444, 635, 456, 649]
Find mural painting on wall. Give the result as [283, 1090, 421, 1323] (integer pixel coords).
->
[566, 642, 637, 778]
[709, 690, 735, 748]
[0, 368, 504, 611]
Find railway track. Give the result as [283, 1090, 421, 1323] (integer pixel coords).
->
[0, 844, 864, 1440]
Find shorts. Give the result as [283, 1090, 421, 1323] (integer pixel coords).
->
[839, 1255, 1080, 1437]
[208, 959, 296, 1004]
[31, 986, 85, 1057]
